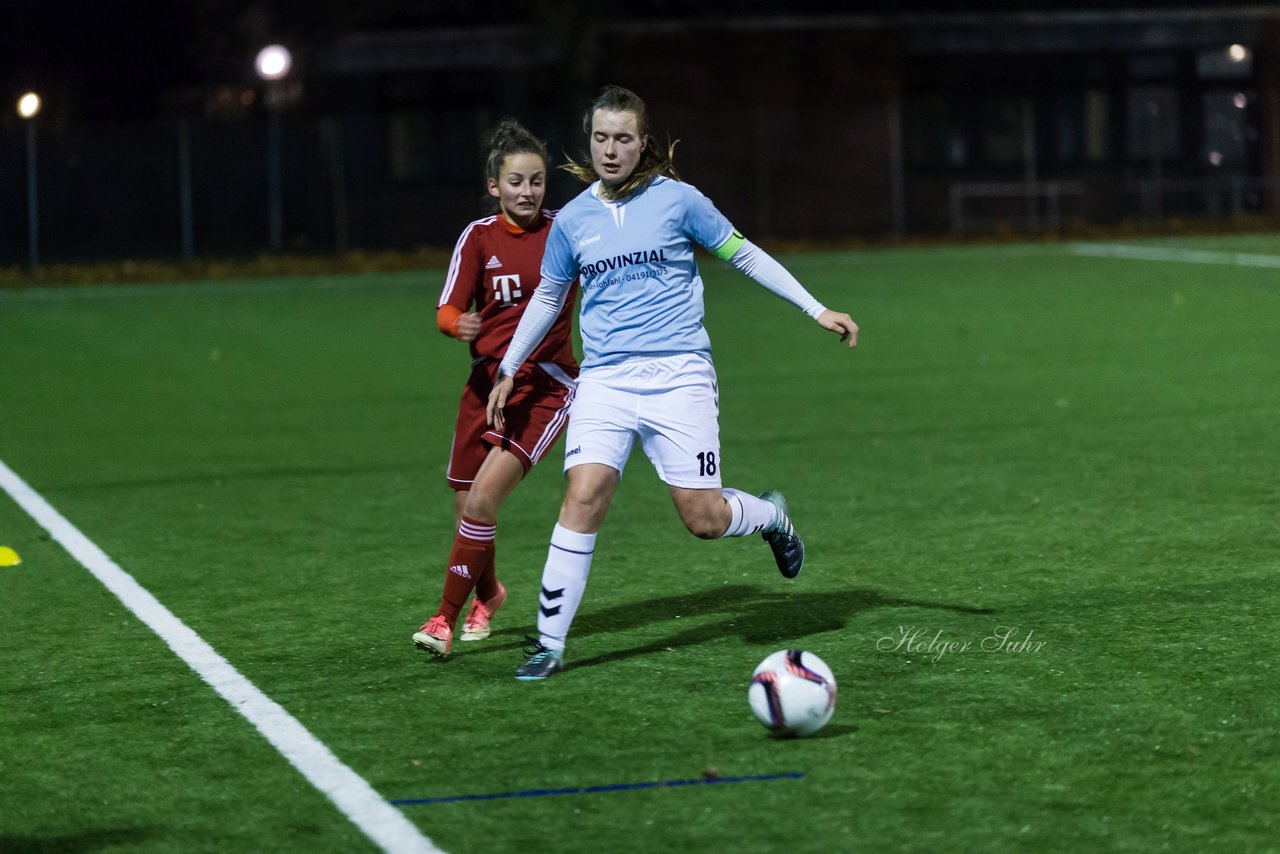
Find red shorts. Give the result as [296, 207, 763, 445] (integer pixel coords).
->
[446, 360, 577, 490]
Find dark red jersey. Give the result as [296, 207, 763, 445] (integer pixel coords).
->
[438, 211, 578, 368]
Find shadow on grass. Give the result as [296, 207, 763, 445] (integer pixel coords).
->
[804, 723, 861, 740]
[469, 584, 992, 670]
[0, 829, 155, 852]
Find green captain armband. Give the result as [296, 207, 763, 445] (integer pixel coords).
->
[712, 229, 747, 261]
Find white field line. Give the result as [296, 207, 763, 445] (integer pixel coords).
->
[0, 458, 442, 854]
[1069, 242, 1280, 268]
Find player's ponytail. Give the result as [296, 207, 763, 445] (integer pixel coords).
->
[563, 85, 680, 201]
[481, 119, 550, 209]
[484, 119, 549, 182]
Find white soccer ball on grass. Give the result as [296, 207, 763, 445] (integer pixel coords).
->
[747, 649, 837, 738]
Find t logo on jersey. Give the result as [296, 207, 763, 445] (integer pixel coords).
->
[492, 274, 522, 304]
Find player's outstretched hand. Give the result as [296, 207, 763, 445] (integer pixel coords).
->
[486, 374, 515, 430]
[817, 309, 858, 348]
[455, 312, 481, 342]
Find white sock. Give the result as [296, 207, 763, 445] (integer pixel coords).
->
[537, 524, 597, 652]
[720, 488, 777, 538]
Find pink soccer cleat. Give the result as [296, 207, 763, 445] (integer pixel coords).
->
[460, 581, 507, 642]
[412, 615, 453, 658]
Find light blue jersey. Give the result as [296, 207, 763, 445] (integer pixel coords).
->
[541, 177, 735, 368]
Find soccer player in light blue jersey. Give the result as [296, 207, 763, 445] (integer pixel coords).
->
[487, 86, 859, 680]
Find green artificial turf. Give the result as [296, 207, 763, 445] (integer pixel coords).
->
[1, 238, 1276, 852]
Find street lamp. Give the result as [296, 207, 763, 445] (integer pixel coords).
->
[255, 45, 292, 253]
[17, 92, 40, 119]
[17, 92, 41, 272]
[255, 45, 292, 81]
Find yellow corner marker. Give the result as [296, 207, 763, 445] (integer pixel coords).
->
[0, 546, 21, 567]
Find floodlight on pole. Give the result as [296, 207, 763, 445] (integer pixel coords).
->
[255, 45, 293, 81]
[17, 92, 41, 119]
[18, 91, 41, 272]
[254, 45, 292, 253]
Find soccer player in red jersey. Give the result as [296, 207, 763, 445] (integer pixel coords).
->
[413, 120, 579, 658]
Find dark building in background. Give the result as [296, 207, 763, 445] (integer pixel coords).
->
[891, 7, 1274, 234]
[0, 2, 1276, 264]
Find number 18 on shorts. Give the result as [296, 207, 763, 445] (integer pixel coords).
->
[563, 353, 723, 489]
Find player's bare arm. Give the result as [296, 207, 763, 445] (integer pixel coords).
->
[488, 274, 572, 432]
[486, 373, 515, 430]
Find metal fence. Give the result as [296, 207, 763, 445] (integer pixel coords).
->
[950, 175, 1279, 235]
[5, 111, 1277, 267]
[0, 112, 497, 268]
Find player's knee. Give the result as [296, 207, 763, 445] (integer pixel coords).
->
[682, 511, 725, 540]
[463, 475, 509, 520]
[561, 491, 608, 530]
[462, 491, 500, 521]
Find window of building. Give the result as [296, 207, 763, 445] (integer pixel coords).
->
[906, 94, 968, 167]
[1128, 54, 1177, 80]
[1126, 87, 1180, 160]
[1051, 93, 1084, 163]
[389, 111, 431, 181]
[1197, 45, 1253, 79]
[982, 97, 1030, 164]
[1084, 89, 1110, 162]
[1202, 90, 1253, 170]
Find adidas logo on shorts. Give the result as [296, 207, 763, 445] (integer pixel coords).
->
[485, 255, 502, 269]
[448, 564, 472, 579]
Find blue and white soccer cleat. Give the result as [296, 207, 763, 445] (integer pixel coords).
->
[759, 490, 805, 579]
[515, 636, 565, 681]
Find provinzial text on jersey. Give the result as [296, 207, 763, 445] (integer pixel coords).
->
[579, 249, 668, 278]
[582, 268, 661, 291]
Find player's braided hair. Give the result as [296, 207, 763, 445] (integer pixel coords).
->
[483, 118, 549, 184]
[563, 85, 680, 201]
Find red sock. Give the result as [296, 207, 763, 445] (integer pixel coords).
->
[474, 530, 500, 603]
[436, 516, 496, 628]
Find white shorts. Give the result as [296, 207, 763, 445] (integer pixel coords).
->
[564, 352, 722, 488]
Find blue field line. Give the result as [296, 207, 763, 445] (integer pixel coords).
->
[392, 771, 806, 806]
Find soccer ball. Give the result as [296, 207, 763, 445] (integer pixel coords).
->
[748, 649, 837, 738]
